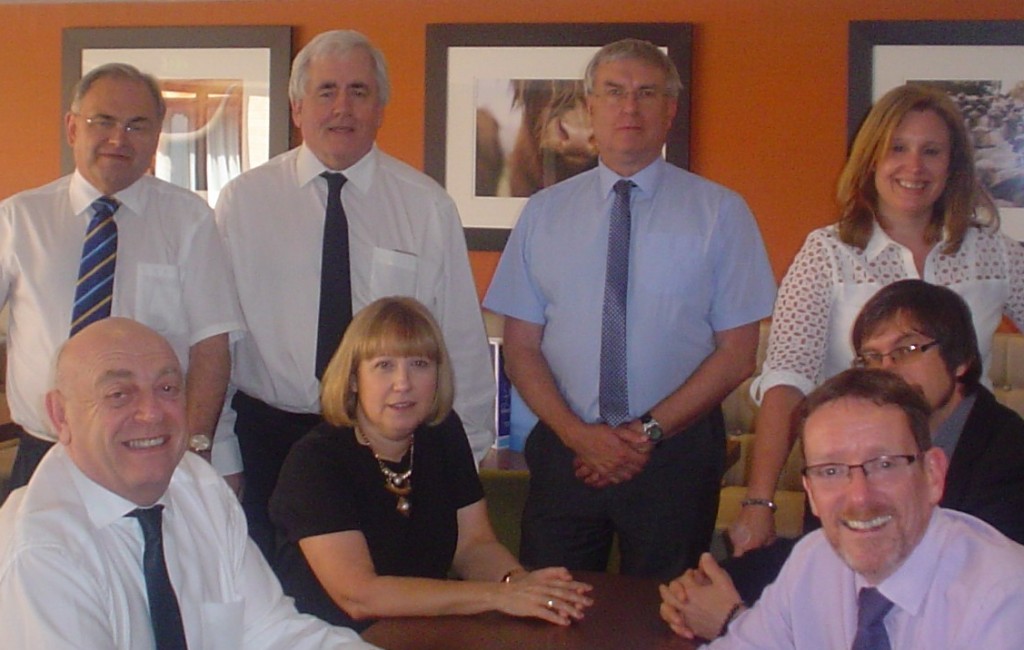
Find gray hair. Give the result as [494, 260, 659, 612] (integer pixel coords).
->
[583, 38, 682, 98]
[70, 63, 166, 121]
[289, 30, 391, 106]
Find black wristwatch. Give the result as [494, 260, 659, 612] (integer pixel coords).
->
[640, 412, 664, 443]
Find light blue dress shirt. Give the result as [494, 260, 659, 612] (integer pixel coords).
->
[484, 158, 776, 423]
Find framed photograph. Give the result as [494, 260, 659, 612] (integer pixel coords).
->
[426, 23, 693, 251]
[849, 21, 1024, 240]
[62, 26, 292, 207]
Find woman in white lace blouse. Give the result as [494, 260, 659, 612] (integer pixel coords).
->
[731, 83, 1024, 554]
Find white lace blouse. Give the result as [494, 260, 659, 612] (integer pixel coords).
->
[751, 222, 1024, 402]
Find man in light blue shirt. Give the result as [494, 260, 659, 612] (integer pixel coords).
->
[484, 38, 776, 578]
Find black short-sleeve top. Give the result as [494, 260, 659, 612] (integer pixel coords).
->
[269, 410, 485, 627]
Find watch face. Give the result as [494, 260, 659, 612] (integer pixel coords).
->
[644, 421, 663, 442]
[189, 434, 212, 452]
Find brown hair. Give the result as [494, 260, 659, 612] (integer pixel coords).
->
[836, 83, 997, 254]
[796, 368, 933, 455]
[320, 297, 454, 427]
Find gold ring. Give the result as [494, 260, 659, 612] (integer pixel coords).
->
[546, 599, 556, 609]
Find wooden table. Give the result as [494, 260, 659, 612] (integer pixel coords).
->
[361, 571, 699, 650]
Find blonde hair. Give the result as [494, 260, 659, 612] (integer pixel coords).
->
[836, 83, 997, 253]
[320, 297, 454, 427]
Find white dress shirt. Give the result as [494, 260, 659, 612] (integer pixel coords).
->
[216, 144, 495, 461]
[0, 446, 380, 649]
[0, 172, 245, 472]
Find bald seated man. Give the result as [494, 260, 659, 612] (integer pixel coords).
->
[0, 318, 380, 649]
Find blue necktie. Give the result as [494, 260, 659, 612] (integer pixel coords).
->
[599, 180, 634, 427]
[70, 196, 119, 335]
[127, 506, 188, 650]
[316, 172, 353, 380]
[851, 587, 893, 650]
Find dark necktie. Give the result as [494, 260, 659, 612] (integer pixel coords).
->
[126, 506, 188, 650]
[70, 196, 119, 335]
[316, 172, 353, 380]
[599, 179, 634, 427]
[851, 587, 894, 650]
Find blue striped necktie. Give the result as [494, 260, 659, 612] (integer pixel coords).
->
[70, 196, 119, 335]
[599, 179, 634, 426]
[126, 506, 188, 650]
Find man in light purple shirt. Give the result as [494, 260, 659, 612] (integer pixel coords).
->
[664, 368, 1024, 648]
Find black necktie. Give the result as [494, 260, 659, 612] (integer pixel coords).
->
[70, 196, 119, 335]
[316, 172, 353, 379]
[851, 587, 893, 650]
[126, 506, 188, 650]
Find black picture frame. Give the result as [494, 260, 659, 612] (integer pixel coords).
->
[848, 20, 1024, 239]
[61, 25, 292, 202]
[848, 20, 1024, 143]
[426, 23, 693, 251]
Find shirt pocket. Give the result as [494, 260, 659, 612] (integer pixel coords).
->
[370, 247, 418, 298]
[135, 263, 185, 337]
[199, 599, 244, 649]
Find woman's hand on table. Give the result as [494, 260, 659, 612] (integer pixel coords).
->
[496, 566, 593, 625]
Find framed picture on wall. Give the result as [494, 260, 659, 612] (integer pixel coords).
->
[849, 20, 1024, 240]
[426, 23, 693, 251]
[61, 26, 292, 207]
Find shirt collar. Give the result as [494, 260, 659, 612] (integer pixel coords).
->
[931, 390, 976, 460]
[68, 169, 147, 218]
[863, 220, 947, 262]
[57, 444, 171, 530]
[596, 157, 663, 201]
[860, 508, 944, 617]
[296, 143, 377, 194]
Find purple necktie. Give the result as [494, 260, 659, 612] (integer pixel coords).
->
[599, 180, 634, 426]
[851, 587, 893, 650]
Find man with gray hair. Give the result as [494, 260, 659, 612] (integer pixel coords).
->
[0, 62, 243, 498]
[215, 30, 494, 557]
[484, 39, 776, 578]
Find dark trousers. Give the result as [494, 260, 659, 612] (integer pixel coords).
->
[520, 409, 725, 581]
[3, 426, 55, 503]
[232, 391, 322, 561]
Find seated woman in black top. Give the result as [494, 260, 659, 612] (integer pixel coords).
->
[270, 297, 592, 630]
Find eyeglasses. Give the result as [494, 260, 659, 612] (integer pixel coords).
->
[76, 114, 155, 136]
[802, 454, 920, 486]
[852, 340, 940, 369]
[591, 86, 669, 106]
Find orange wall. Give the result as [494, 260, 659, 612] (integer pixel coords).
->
[2, 0, 1023, 302]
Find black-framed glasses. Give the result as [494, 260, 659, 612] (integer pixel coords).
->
[852, 340, 940, 369]
[802, 454, 920, 486]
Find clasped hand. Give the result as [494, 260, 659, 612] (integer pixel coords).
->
[659, 553, 744, 640]
[570, 421, 652, 488]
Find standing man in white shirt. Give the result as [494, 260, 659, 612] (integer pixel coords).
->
[0, 318, 380, 650]
[0, 63, 244, 498]
[216, 30, 494, 558]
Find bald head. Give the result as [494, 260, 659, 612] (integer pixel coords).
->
[47, 318, 188, 506]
